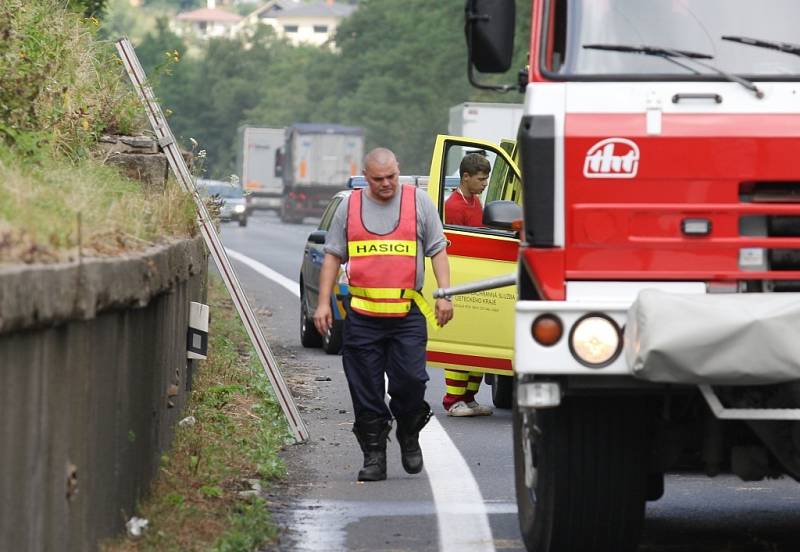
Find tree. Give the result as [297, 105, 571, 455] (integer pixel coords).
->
[134, 0, 532, 178]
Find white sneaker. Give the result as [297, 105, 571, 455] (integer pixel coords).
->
[466, 401, 493, 416]
[446, 400, 479, 417]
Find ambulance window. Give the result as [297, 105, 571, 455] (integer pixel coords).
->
[440, 143, 516, 237]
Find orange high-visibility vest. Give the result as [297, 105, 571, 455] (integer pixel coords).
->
[347, 185, 417, 317]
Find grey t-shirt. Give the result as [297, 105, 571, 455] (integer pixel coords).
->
[324, 186, 446, 290]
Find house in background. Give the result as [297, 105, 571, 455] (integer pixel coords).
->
[172, 0, 243, 40]
[238, 0, 357, 47]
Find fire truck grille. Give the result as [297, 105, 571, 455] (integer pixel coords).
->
[741, 181, 800, 204]
[740, 182, 800, 279]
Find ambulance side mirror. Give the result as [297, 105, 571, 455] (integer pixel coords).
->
[484, 200, 522, 232]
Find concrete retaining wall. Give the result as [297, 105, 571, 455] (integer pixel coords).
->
[0, 237, 207, 551]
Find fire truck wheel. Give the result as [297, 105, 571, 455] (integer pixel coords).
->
[322, 320, 343, 355]
[491, 374, 513, 409]
[300, 292, 322, 348]
[513, 394, 648, 552]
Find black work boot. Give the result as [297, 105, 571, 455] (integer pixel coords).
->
[396, 402, 433, 474]
[352, 415, 392, 481]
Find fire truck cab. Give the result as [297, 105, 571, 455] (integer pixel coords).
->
[466, 1, 800, 551]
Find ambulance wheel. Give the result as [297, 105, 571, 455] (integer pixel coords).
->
[300, 293, 322, 348]
[491, 374, 513, 409]
[322, 320, 343, 355]
[514, 393, 648, 552]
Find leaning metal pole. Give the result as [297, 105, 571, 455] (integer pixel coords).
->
[115, 37, 308, 443]
[433, 273, 517, 298]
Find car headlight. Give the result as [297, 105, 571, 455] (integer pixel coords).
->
[569, 314, 622, 367]
[234, 205, 246, 213]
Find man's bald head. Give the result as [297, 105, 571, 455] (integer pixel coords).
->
[363, 147, 400, 203]
[364, 147, 397, 171]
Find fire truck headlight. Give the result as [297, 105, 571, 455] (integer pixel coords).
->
[569, 314, 622, 367]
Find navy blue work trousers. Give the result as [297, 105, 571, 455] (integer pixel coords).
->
[342, 303, 429, 421]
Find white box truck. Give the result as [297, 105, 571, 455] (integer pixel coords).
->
[448, 102, 524, 144]
[238, 126, 285, 213]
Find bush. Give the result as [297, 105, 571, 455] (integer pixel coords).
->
[0, 0, 143, 159]
[0, 0, 196, 264]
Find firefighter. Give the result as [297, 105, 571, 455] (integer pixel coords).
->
[313, 147, 454, 481]
[442, 153, 493, 417]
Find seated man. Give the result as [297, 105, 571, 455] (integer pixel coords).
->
[444, 152, 489, 227]
[442, 152, 493, 417]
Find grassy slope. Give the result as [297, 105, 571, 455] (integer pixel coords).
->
[0, 0, 196, 264]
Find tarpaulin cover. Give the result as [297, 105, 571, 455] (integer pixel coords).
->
[625, 290, 800, 385]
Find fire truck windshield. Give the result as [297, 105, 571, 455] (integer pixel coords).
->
[547, 0, 800, 79]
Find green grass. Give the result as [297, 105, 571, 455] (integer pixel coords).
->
[0, 0, 144, 158]
[0, 0, 197, 264]
[101, 276, 291, 552]
[0, 151, 197, 264]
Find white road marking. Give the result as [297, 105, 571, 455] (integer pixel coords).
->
[421, 416, 496, 552]
[283, 499, 515, 551]
[228, 248, 496, 552]
[225, 248, 300, 298]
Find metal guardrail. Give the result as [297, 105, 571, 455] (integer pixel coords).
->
[115, 37, 308, 443]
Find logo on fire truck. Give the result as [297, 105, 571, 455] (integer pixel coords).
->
[583, 138, 640, 179]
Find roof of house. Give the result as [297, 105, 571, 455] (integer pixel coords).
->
[264, 1, 356, 19]
[176, 7, 243, 23]
[253, 0, 300, 18]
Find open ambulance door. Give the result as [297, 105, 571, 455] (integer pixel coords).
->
[422, 135, 521, 404]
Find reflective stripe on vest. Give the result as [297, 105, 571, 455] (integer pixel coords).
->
[348, 286, 437, 327]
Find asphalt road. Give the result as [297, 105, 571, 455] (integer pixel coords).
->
[214, 210, 800, 552]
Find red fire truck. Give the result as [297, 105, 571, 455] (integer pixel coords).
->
[463, 1, 800, 551]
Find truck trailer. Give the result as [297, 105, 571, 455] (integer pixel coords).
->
[448, 101, 524, 144]
[462, 1, 800, 551]
[237, 126, 284, 214]
[278, 123, 364, 224]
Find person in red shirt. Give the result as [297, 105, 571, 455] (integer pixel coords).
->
[442, 153, 494, 416]
[444, 152, 490, 227]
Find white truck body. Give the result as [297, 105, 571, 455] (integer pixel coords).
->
[279, 124, 364, 223]
[239, 126, 284, 212]
[448, 102, 524, 144]
[285, 126, 364, 188]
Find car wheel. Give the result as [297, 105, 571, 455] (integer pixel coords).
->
[322, 320, 343, 355]
[300, 292, 322, 348]
[239, 217, 248, 227]
[514, 392, 648, 552]
[491, 374, 513, 409]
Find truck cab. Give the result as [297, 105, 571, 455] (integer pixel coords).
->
[466, 1, 800, 551]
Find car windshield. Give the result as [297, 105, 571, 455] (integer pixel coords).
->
[204, 185, 243, 199]
[548, 0, 800, 78]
